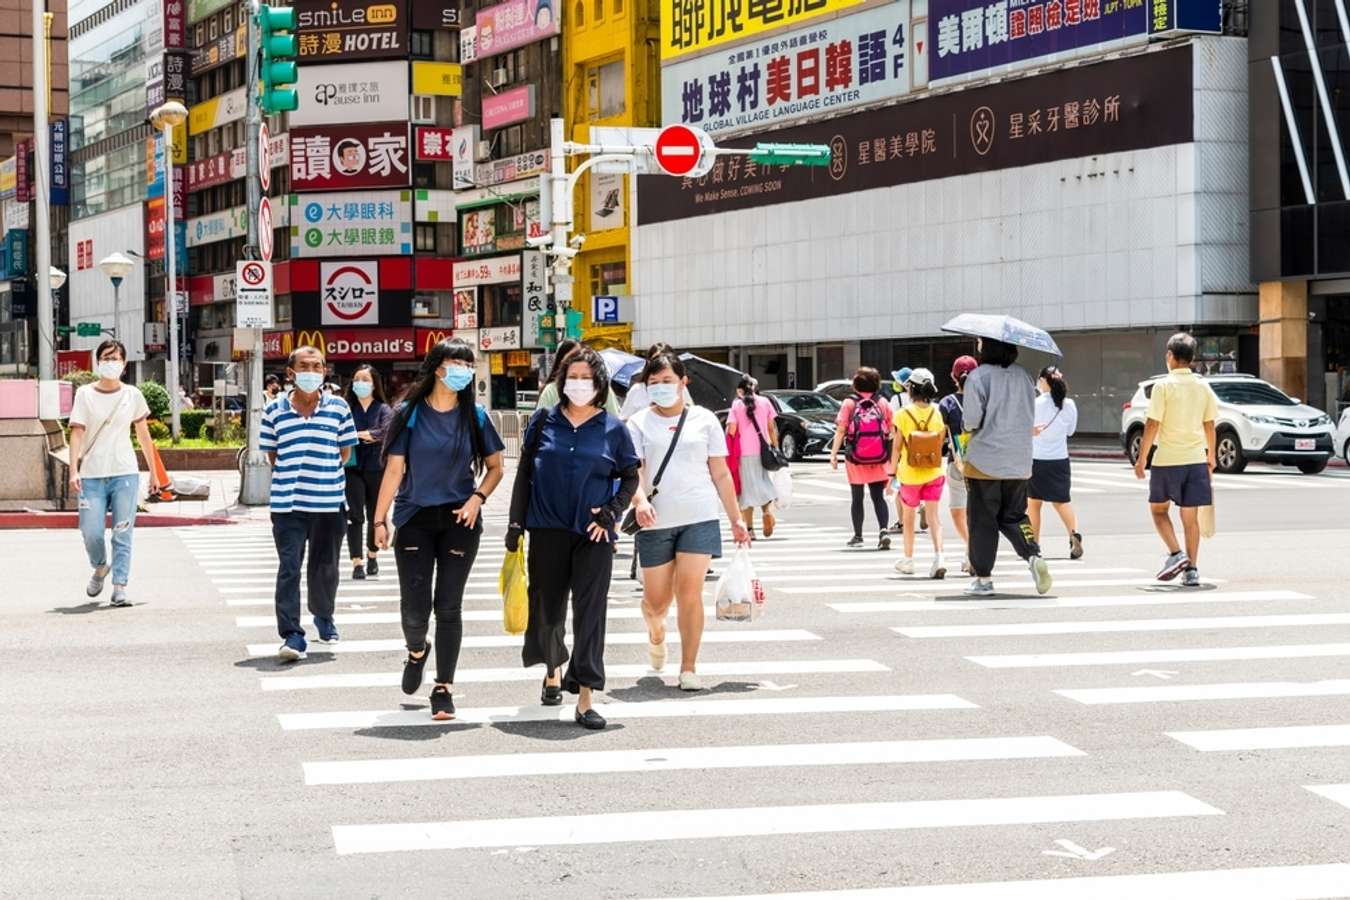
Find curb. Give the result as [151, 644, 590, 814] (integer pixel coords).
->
[0, 512, 237, 529]
[1069, 449, 1126, 460]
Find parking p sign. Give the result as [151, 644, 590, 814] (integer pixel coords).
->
[594, 294, 622, 324]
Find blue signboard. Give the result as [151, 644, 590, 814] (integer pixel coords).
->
[3, 229, 29, 279]
[50, 119, 69, 206]
[146, 134, 165, 200]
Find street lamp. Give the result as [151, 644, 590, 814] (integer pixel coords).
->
[150, 100, 188, 442]
[49, 267, 67, 292]
[97, 252, 133, 340]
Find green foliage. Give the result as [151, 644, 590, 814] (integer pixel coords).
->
[146, 418, 171, 441]
[213, 418, 247, 445]
[62, 370, 98, 389]
[139, 380, 171, 420]
[179, 409, 210, 439]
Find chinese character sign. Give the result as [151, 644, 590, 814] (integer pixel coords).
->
[662, 2, 911, 138]
[295, 0, 408, 61]
[51, 119, 69, 206]
[661, 0, 868, 60]
[415, 127, 455, 161]
[290, 189, 414, 258]
[931, 0, 1150, 83]
[290, 123, 411, 191]
[473, 0, 560, 60]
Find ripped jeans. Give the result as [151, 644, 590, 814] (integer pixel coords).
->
[78, 474, 140, 586]
[394, 504, 482, 685]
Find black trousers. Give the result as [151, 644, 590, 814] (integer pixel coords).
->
[394, 504, 482, 685]
[966, 477, 1041, 578]
[271, 511, 345, 640]
[344, 466, 383, 561]
[850, 480, 890, 536]
[522, 528, 613, 694]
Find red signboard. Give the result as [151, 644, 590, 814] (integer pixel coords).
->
[15, 140, 31, 204]
[146, 198, 166, 261]
[414, 126, 455, 162]
[187, 151, 236, 192]
[57, 350, 93, 378]
[76, 239, 94, 272]
[292, 327, 415, 361]
[163, 0, 186, 50]
[290, 123, 411, 192]
[263, 330, 290, 361]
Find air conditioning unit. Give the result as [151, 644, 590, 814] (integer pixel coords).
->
[489, 68, 509, 88]
[476, 140, 491, 161]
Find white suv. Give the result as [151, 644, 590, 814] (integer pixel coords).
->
[1120, 374, 1334, 475]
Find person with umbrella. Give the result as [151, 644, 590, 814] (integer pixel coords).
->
[942, 315, 1055, 597]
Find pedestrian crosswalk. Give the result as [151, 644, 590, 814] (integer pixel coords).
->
[177, 507, 1348, 894]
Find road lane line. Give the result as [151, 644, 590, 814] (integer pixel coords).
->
[832, 590, 1311, 613]
[1167, 724, 1350, 751]
[1057, 679, 1350, 705]
[970, 642, 1350, 669]
[1306, 785, 1350, 809]
[246, 628, 821, 656]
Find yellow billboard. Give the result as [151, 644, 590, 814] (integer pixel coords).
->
[412, 62, 463, 97]
[661, 0, 867, 60]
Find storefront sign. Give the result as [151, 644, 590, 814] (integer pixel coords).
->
[472, 0, 559, 60]
[294, 327, 416, 360]
[145, 322, 168, 353]
[473, 147, 548, 187]
[662, 1, 912, 138]
[411, 61, 463, 97]
[520, 250, 552, 348]
[453, 287, 478, 329]
[192, 23, 246, 73]
[188, 205, 248, 247]
[461, 25, 478, 63]
[291, 60, 410, 127]
[187, 132, 287, 192]
[415, 327, 459, 354]
[145, 135, 186, 210]
[3, 229, 28, 279]
[642, 45, 1194, 224]
[453, 254, 520, 286]
[189, 86, 247, 135]
[262, 330, 289, 360]
[412, 2, 462, 29]
[14, 140, 30, 204]
[320, 260, 380, 325]
[290, 123, 410, 191]
[414, 126, 456, 162]
[295, 0, 408, 61]
[57, 349, 93, 377]
[479, 326, 521, 352]
[453, 126, 479, 189]
[0, 157, 14, 198]
[589, 170, 623, 232]
[482, 84, 535, 131]
[460, 208, 497, 255]
[188, 0, 232, 23]
[290, 189, 414, 258]
[50, 119, 69, 206]
[188, 271, 238, 305]
[3, 199, 27, 232]
[661, 0, 864, 60]
[163, 0, 187, 49]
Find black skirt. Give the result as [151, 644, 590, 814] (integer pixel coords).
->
[1030, 458, 1072, 503]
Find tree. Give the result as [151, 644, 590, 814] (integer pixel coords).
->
[140, 380, 171, 420]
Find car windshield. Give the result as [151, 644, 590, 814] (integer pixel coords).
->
[780, 393, 839, 412]
[1211, 381, 1296, 407]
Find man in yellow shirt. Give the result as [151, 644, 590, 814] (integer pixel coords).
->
[1133, 333, 1218, 587]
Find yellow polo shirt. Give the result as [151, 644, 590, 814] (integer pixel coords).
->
[1147, 368, 1218, 467]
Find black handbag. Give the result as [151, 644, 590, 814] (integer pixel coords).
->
[746, 401, 789, 471]
[621, 408, 688, 535]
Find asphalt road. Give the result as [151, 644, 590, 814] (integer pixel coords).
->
[4, 457, 1350, 898]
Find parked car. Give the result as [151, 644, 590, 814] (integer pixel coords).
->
[1335, 407, 1350, 464]
[816, 379, 897, 404]
[1120, 373, 1334, 474]
[715, 390, 840, 461]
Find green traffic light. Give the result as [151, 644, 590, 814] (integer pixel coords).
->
[257, 4, 296, 31]
[263, 89, 299, 114]
[266, 34, 297, 57]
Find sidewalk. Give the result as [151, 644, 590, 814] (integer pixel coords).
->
[0, 470, 266, 528]
[1068, 436, 1125, 460]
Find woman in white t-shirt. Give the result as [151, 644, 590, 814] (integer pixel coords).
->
[628, 354, 751, 691]
[1029, 365, 1083, 559]
[68, 340, 161, 607]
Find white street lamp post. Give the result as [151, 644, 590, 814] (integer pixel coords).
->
[31, 0, 53, 380]
[97, 252, 133, 343]
[150, 101, 189, 442]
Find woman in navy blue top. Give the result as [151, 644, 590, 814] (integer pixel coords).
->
[344, 365, 394, 580]
[507, 346, 639, 730]
[373, 339, 505, 721]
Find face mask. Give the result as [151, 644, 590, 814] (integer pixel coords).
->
[97, 360, 124, 381]
[293, 371, 324, 394]
[441, 366, 474, 392]
[564, 379, 597, 407]
[351, 381, 373, 398]
[648, 383, 680, 408]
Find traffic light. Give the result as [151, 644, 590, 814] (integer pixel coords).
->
[257, 4, 299, 114]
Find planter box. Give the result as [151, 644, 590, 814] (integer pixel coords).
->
[137, 448, 240, 471]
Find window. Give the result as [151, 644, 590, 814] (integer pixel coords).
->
[222, 8, 232, 30]
[598, 60, 624, 118]
[415, 223, 437, 253]
[1210, 381, 1296, 407]
[614, 0, 623, 13]
[410, 30, 434, 58]
[209, 17, 218, 39]
[575, 0, 584, 25]
[195, 23, 205, 47]
[412, 95, 436, 123]
[594, 0, 603, 19]
[500, 125, 523, 156]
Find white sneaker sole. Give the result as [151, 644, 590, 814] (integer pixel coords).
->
[278, 646, 306, 661]
[678, 674, 703, 691]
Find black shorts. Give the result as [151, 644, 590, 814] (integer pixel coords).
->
[1149, 463, 1213, 508]
[1029, 458, 1072, 504]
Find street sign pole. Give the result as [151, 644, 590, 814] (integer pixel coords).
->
[239, 0, 271, 506]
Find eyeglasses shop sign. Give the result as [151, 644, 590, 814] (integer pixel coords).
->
[290, 60, 410, 128]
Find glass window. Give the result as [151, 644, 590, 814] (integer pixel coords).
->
[594, 0, 603, 18]
[415, 223, 437, 252]
[410, 30, 434, 58]
[223, 8, 233, 30]
[575, 0, 584, 24]
[598, 60, 624, 118]
[1210, 381, 1296, 406]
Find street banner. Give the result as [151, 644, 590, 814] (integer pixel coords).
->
[411, 62, 463, 97]
[471, 0, 559, 60]
[661, 1, 912, 138]
[294, 0, 408, 62]
[642, 44, 1194, 224]
[412, 1, 462, 29]
[290, 123, 411, 191]
[661, 0, 865, 60]
[291, 60, 410, 127]
[289, 189, 414, 258]
[15, 140, 29, 204]
[51, 119, 70, 206]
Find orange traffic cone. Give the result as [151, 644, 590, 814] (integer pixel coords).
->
[145, 442, 175, 502]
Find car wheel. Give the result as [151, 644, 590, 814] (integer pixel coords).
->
[1126, 427, 1143, 465]
[1298, 458, 1329, 475]
[780, 431, 801, 461]
[1215, 430, 1247, 474]
[1343, 439, 1350, 464]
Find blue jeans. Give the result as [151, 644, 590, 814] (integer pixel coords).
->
[271, 511, 346, 641]
[78, 474, 140, 586]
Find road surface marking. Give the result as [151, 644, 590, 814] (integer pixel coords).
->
[895, 612, 1350, 639]
[1057, 678, 1350, 705]
[1305, 785, 1350, 809]
[1042, 839, 1115, 860]
[830, 590, 1311, 613]
[329, 790, 1222, 854]
[970, 642, 1350, 668]
[1166, 723, 1350, 751]
[235, 606, 714, 625]
[781, 577, 1224, 595]
[245, 628, 821, 656]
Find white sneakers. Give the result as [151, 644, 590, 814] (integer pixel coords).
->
[963, 578, 995, 597]
[895, 556, 946, 579]
[678, 671, 703, 691]
[895, 557, 916, 575]
[1028, 556, 1053, 595]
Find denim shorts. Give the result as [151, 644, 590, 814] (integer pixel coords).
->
[636, 519, 723, 568]
[1149, 462, 1213, 508]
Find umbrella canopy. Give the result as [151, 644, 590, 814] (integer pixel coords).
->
[679, 353, 746, 410]
[941, 313, 1062, 357]
[598, 348, 645, 388]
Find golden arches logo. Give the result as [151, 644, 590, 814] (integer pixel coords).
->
[295, 330, 327, 354]
[420, 330, 451, 355]
[280, 331, 295, 356]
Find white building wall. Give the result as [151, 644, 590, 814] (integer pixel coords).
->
[634, 37, 1253, 351]
[68, 205, 147, 361]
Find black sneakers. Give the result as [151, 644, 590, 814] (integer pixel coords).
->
[429, 686, 455, 721]
[1069, 532, 1084, 560]
[402, 646, 429, 695]
[366, 556, 379, 576]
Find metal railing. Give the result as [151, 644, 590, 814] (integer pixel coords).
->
[490, 410, 534, 459]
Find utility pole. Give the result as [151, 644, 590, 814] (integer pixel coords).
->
[32, 0, 53, 380]
[240, 0, 269, 505]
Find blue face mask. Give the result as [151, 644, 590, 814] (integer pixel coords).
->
[351, 381, 373, 398]
[293, 371, 324, 394]
[648, 382, 680, 409]
[441, 366, 474, 392]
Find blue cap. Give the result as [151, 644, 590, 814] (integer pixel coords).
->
[892, 367, 913, 386]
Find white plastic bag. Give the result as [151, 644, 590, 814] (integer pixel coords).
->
[770, 467, 793, 513]
[170, 475, 211, 499]
[715, 548, 765, 622]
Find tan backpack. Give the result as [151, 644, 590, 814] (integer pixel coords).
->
[900, 408, 943, 469]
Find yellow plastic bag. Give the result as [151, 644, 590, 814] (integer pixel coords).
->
[499, 545, 529, 635]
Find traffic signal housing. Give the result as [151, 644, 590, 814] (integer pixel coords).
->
[257, 5, 299, 114]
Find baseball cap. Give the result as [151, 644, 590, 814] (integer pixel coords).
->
[951, 356, 978, 379]
[907, 367, 936, 387]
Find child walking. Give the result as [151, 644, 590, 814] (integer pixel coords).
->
[891, 369, 948, 579]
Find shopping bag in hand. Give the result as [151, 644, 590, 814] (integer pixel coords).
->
[769, 467, 793, 513]
[499, 545, 529, 635]
[1199, 501, 1216, 539]
[715, 548, 765, 622]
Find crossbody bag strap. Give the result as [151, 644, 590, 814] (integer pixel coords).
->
[77, 390, 132, 470]
[746, 401, 771, 446]
[648, 407, 689, 495]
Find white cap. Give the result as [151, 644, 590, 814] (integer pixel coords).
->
[907, 367, 936, 387]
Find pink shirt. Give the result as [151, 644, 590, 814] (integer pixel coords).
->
[730, 396, 775, 455]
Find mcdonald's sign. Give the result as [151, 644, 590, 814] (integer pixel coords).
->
[414, 328, 455, 356]
[263, 330, 292, 361]
[296, 327, 416, 361]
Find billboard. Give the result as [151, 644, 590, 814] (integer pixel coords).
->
[289, 189, 414, 257]
[291, 60, 410, 127]
[661, 0, 865, 60]
[290, 123, 410, 191]
[482, 84, 536, 130]
[471, 0, 560, 60]
[662, 1, 912, 138]
[320, 261, 381, 326]
[412, 2, 462, 29]
[293, 327, 416, 360]
[295, 0, 408, 62]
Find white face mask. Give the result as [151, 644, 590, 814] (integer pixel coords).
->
[97, 360, 125, 381]
[563, 379, 597, 407]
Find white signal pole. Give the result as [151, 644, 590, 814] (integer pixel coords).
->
[32, 0, 53, 380]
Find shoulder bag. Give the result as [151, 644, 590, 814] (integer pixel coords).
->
[621, 408, 689, 535]
[746, 401, 789, 471]
[75, 389, 133, 473]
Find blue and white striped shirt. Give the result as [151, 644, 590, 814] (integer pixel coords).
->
[260, 392, 358, 514]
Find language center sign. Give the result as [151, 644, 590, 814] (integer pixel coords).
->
[290, 189, 414, 257]
[641, 45, 1194, 223]
[662, 1, 911, 138]
[290, 123, 410, 191]
[661, 0, 866, 60]
[295, 0, 408, 62]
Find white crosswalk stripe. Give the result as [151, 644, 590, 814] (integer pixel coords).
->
[1056, 678, 1350, 705]
[895, 612, 1350, 639]
[831, 589, 1311, 613]
[1166, 724, 1350, 752]
[245, 628, 822, 656]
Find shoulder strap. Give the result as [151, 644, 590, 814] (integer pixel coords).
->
[649, 407, 689, 491]
[746, 401, 771, 444]
[905, 407, 937, 431]
[78, 389, 133, 467]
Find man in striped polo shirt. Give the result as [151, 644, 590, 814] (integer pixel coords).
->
[261, 345, 359, 661]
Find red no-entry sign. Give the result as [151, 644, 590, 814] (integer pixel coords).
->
[654, 124, 713, 177]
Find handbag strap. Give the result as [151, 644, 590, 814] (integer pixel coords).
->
[899, 407, 937, 452]
[649, 407, 689, 493]
[745, 399, 772, 448]
[77, 389, 132, 470]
